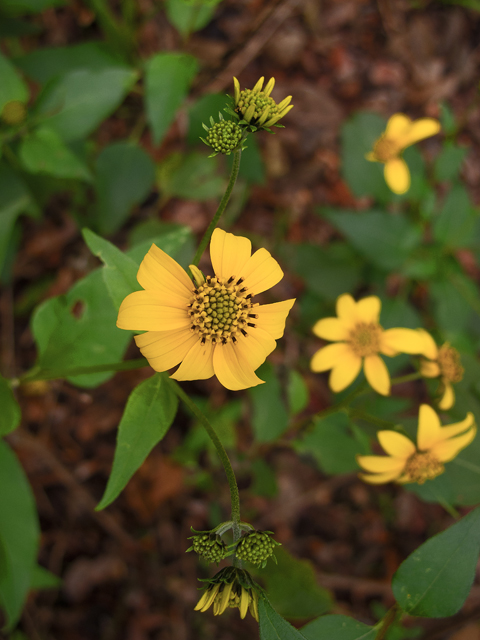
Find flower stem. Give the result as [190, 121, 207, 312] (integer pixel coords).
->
[167, 379, 241, 540]
[390, 371, 422, 385]
[374, 604, 401, 640]
[348, 409, 399, 430]
[192, 149, 242, 267]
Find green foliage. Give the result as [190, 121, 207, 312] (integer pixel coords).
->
[165, 0, 220, 36]
[0, 374, 21, 436]
[0, 0, 64, 14]
[249, 362, 289, 442]
[301, 615, 376, 640]
[259, 598, 308, 640]
[0, 440, 40, 631]
[0, 52, 29, 114]
[287, 370, 309, 415]
[433, 184, 476, 249]
[392, 506, 480, 617]
[96, 373, 178, 510]
[158, 151, 225, 201]
[29, 565, 61, 590]
[434, 142, 467, 182]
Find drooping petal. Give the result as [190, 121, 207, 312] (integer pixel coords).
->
[210, 228, 251, 283]
[170, 339, 215, 381]
[355, 296, 381, 324]
[358, 470, 404, 484]
[420, 360, 441, 378]
[364, 354, 390, 395]
[336, 294, 357, 324]
[431, 425, 477, 463]
[310, 342, 354, 372]
[329, 352, 363, 392]
[398, 118, 441, 149]
[356, 455, 406, 473]
[213, 342, 264, 390]
[385, 113, 412, 140]
[135, 328, 199, 372]
[417, 404, 442, 450]
[136, 243, 193, 298]
[240, 248, 283, 295]
[312, 317, 350, 341]
[255, 299, 295, 339]
[434, 412, 475, 441]
[384, 158, 410, 194]
[377, 430, 416, 458]
[117, 290, 191, 331]
[381, 328, 431, 356]
[438, 381, 455, 410]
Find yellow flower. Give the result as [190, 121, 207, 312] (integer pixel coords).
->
[357, 404, 476, 485]
[117, 228, 295, 391]
[418, 332, 464, 411]
[233, 76, 293, 129]
[366, 113, 441, 194]
[310, 294, 434, 396]
[194, 567, 259, 621]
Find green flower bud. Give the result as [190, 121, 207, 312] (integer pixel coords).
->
[202, 118, 243, 156]
[187, 531, 228, 564]
[235, 530, 280, 568]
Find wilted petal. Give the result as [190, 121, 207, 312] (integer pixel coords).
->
[438, 382, 455, 410]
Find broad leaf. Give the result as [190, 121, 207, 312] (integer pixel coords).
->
[96, 374, 178, 510]
[0, 52, 29, 113]
[301, 615, 376, 640]
[259, 598, 308, 640]
[249, 362, 289, 442]
[433, 185, 475, 249]
[0, 374, 21, 436]
[158, 151, 224, 201]
[30, 565, 61, 589]
[434, 143, 467, 183]
[165, 0, 219, 36]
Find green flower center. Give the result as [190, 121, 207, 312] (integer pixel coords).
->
[438, 344, 464, 383]
[206, 121, 242, 154]
[349, 322, 382, 357]
[403, 452, 444, 484]
[236, 89, 280, 123]
[373, 135, 398, 162]
[189, 275, 257, 344]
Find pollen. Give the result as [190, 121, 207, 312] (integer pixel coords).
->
[373, 135, 398, 162]
[189, 275, 255, 343]
[348, 322, 382, 357]
[403, 452, 444, 484]
[438, 343, 464, 383]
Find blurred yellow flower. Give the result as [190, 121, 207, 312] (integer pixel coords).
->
[194, 567, 259, 621]
[357, 404, 476, 485]
[418, 331, 464, 410]
[310, 294, 433, 396]
[366, 113, 441, 194]
[117, 228, 294, 391]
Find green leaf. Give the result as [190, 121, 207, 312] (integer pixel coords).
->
[145, 53, 198, 145]
[36, 67, 137, 142]
[249, 362, 289, 443]
[165, 0, 219, 36]
[259, 598, 309, 640]
[0, 51, 29, 113]
[301, 615, 376, 640]
[227, 135, 265, 185]
[19, 126, 92, 181]
[96, 374, 178, 510]
[430, 275, 472, 336]
[0, 0, 64, 14]
[187, 93, 229, 145]
[94, 141, 155, 234]
[127, 222, 194, 267]
[287, 370, 309, 415]
[0, 440, 40, 631]
[434, 143, 467, 183]
[439, 103, 457, 136]
[31, 268, 131, 387]
[0, 374, 21, 436]
[158, 151, 225, 201]
[433, 185, 475, 249]
[250, 459, 278, 498]
[256, 547, 332, 620]
[82, 228, 140, 310]
[323, 209, 422, 271]
[30, 565, 61, 590]
[392, 506, 480, 617]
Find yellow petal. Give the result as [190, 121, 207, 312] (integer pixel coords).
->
[385, 113, 413, 139]
[135, 328, 197, 371]
[336, 294, 356, 323]
[355, 296, 381, 324]
[364, 354, 390, 395]
[435, 412, 475, 441]
[264, 77, 275, 97]
[384, 158, 410, 194]
[217, 581, 234, 615]
[431, 425, 477, 463]
[381, 328, 431, 356]
[356, 455, 406, 473]
[233, 77, 241, 105]
[312, 317, 349, 341]
[438, 381, 455, 410]
[255, 299, 295, 339]
[417, 404, 442, 450]
[137, 243, 193, 298]
[358, 470, 403, 484]
[329, 351, 363, 392]
[213, 342, 264, 390]
[416, 329, 439, 360]
[252, 76, 264, 93]
[420, 360, 441, 378]
[310, 342, 354, 372]
[240, 248, 283, 295]
[117, 291, 190, 331]
[377, 430, 416, 458]
[239, 588, 249, 619]
[170, 339, 215, 381]
[195, 583, 220, 611]
[210, 228, 251, 283]
[235, 325, 276, 371]
[398, 118, 441, 149]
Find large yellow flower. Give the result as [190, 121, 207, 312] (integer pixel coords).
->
[357, 404, 476, 485]
[366, 113, 441, 194]
[418, 331, 464, 411]
[310, 294, 433, 396]
[117, 229, 295, 391]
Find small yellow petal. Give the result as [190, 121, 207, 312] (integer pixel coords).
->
[398, 118, 441, 149]
[213, 342, 264, 390]
[377, 431, 416, 458]
[431, 425, 477, 463]
[358, 470, 403, 484]
[252, 77, 264, 93]
[384, 157, 410, 194]
[170, 338, 215, 381]
[420, 360, 441, 378]
[117, 291, 190, 331]
[310, 342, 353, 373]
[240, 248, 283, 295]
[385, 113, 412, 140]
[210, 228, 251, 283]
[233, 77, 241, 105]
[355, 296, 381, 324]
[438, 381, 455, 410]
[137, 243, 193, 298]
[435, 412, 475, 441]
[329, 351, 363, 392]
[135, 328, 197, 371]
[417, 404, 442, 450]
[264, 77, 275, 97]
[364, 354, 390, 395]
[356, 455, 406, 473]
[312, 317, 349, 341]
[336, 294, 356, 323]
[255, 299, 295, 339]
[239, 588, 249, 619]
[381, 328, 432, 356]
[416, 329, 439, 360]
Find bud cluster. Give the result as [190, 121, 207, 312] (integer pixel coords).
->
[235, 530, 280, 568]
[187, 531, 227, 564]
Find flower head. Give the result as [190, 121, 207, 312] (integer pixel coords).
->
[117, 229, 295, 391]
[187, 530, 228, 564]
[233, 76, 293, 130]
[201, 114, 245, 157]
[357, 404, 476, 485]
[366, 114, 441, 194]
[418, 332, 464, 410]
[194, 567, 259, 621]
[235, 530, 280, 568]
[310, 294, 433, 396]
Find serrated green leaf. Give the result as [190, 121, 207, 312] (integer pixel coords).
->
[96, 374, 178, 510]
[301, 615, 376, 640]
[0, 374, 21, 436]
[249, 362, 288, 443]
[0, 440, 40, 631]
[0, 52, 29, 113]
[392, 506, 480, 617]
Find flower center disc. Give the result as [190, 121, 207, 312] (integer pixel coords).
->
[237, 89, 279, 123]
[189, 275, 257, 344]
[349, 322, 382, 357]
[438, 344, 464, 383]
[404, 452, 444, 484]
[373, 135, 398, 162]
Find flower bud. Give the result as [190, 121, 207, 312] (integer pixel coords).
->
[235, 530, 280, 568]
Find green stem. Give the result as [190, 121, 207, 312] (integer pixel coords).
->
[374, 604, 400, 640]
[348, 409, 399, 430]
[167, 379, 241, 541]
[192, 149, 242, 267]
[16, 358, 148, 384]
[390, 371, 422, 385]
